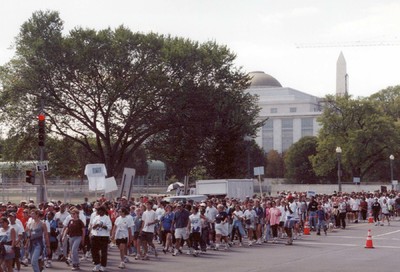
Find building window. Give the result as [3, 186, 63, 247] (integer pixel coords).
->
[262, 119, 273, 152]
[290, 107, 297, 113]
[270, 108, 277, 114]
[281, 118, 293, 151]
[301, 118, 314, 137]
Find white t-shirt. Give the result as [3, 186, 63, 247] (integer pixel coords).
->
[288, 202, 299, 219]
[10, 223, 24, 247]
[55, 211, 70, 224]
[142, 210, 157, 233]
[114, 216, 134, 239]
[90, 215, 112, 237]
[205, 206, 218, 222]
[155, 207, 165, 221]
[189, 213, 202, 233]
[232, 210, 244, 223]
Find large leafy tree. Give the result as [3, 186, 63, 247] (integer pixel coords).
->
[265, 150, 284, 178]
[369, 85, 400, 121]
[311, 95, 400, 182]
[284, 136, 318, 183]
[0, 11, 260, 178]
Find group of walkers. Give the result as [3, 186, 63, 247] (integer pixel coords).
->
[0, 190, 399, 272]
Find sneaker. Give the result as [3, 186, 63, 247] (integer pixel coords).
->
[286, 238, 293, 245]
[45, 261, 52, 268]
[123, 256, 129, 263]
[380, 223, 384, 226]
[92, 265, 100, 272]
[71, 266, 80, 271]
[162, 248, 167, 254]
[172, 249, 178, 256]
[142, 255, 150, 260]
[99, 266, 106, 272]
[118, 262, 125, 269]
[134, 255, 141, 260]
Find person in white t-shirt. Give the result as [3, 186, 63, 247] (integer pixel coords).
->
[54, 204, 70, 261]
[188, 206, 202, 256]
[140, 202, 158, 260]
[9, 212, 24, 272]
[284, 195, 299, 245]
[112, 208, 134, 269]
[89, 206, 112, 272]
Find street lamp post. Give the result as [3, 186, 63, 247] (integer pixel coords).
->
[336, 147, 342, 193]
[390, 154, 394, 190]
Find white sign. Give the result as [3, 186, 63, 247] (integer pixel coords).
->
[104, 177, 118, 193]
[392, 180, 398, 185]
[36, 162, 48, 172]
[85, 164, 107, 191]
[307, 191, 316, 198]
[353, 177, 360, 184]
[254, 166, 264, 176]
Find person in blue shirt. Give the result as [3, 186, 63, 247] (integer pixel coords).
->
[160, 205, 174, 254]
[316, 204, 328, 236]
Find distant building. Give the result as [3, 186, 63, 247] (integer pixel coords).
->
[247, 71, 324, 153]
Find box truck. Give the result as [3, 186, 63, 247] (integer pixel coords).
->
[195, 179, 254, 200]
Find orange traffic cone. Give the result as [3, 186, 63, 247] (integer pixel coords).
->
[303, 222, 310, 235]
[365, 229, 374, 249]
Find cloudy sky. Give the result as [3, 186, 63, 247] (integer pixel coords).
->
[1, 0, 399, 97]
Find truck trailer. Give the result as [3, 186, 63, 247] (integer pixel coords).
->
[195, 179, 254, 200]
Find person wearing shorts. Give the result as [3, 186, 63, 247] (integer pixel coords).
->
[140, 202, 158, 260]
[172, 202, 190, 256]
[112, 208, 133, 269]
[214, 204, 229, 250]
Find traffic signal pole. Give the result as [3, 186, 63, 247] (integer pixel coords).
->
[38, 112, 47, 203]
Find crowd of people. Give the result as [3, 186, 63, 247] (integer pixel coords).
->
[0, 190, 399, 272]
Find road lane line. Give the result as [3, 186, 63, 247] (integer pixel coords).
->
[297, 241, 400, 249]
[374, 230, 400, 237]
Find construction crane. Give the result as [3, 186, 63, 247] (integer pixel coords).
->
[295, 40, 400, 49]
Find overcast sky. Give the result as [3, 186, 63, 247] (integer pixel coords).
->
[1, 0, 400, 98]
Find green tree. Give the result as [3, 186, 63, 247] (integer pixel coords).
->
[265, 150, 284, 178]
[369, 85, 400, 120]
[284, 136, 318, 183]
[0, 11, 259, 178]
[311, 95, 400, 182]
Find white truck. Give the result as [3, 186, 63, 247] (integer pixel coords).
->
[195, 179, 254, 200]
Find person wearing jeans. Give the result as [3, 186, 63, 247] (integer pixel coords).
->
[26, 210, 50, 272]
[63, 209, 85, 271]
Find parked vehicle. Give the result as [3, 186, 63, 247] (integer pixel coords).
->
[162, 194, 208, 204]
[195, 179, 254, 200]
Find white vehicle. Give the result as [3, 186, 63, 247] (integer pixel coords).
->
[195, 179, 254, 200]
[162, 194, 208, 204]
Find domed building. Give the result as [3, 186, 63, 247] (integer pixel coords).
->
[247, 71, 323, 153]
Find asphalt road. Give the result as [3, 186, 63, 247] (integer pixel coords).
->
[41, 218, 400, 272]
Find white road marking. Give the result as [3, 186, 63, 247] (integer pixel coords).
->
[374, 230, 400, 237]
[297, 241, 400, 249]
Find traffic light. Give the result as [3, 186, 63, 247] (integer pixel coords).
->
[38, 113, 45, 146]
[25, 170, 35, 184]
